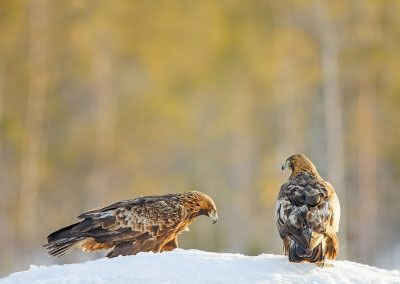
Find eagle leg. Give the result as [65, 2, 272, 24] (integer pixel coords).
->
[160, 238, 178, 252]
[325, 234, 339, 260]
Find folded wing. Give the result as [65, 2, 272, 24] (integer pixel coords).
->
[45, 195, 186, 257]
[275, 172, 334, 255]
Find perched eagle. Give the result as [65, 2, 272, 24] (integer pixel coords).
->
[276, 154, 340, 267]
[44, 191, 218, 257]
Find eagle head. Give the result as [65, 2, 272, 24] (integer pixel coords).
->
[187, 191, 218, 224]
[282, 154, 319, 178]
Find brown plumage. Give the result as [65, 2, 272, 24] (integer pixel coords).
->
[44, 191, 218, 257]
[276, 154, 340, 266]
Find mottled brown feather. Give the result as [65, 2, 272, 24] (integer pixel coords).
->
[276, 154, 340, 264]
[45, 191, 217, 257]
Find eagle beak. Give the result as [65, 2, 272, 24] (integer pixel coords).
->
[209, 211, 218, 224]
[282, 160, 290, 171]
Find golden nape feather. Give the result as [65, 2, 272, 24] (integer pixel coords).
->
[276, 154, 340, 267]
[44, 191, 218, 258]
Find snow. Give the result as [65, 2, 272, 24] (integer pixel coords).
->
[1, 249, 399, 284]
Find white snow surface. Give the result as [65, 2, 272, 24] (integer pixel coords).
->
[1, 249, 399, 284]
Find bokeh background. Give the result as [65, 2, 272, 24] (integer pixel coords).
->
[1, 0, 400, 277]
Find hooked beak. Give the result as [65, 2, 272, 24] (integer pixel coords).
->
[282, 160, 290, 171]
[209, 211, 218, 224]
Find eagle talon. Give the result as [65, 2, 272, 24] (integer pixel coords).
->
[316, 262, 334, 268]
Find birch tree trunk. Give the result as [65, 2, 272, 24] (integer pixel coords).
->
[0, 60, 12, 272]
[357, 74, 377, 264]
[18, 0, 48, 262]
[227, 81, 254, 253]
[86, 44, 117, 209]
[0, 64, 4, 226]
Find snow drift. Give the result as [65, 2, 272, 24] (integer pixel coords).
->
[1, 249, 399, 284]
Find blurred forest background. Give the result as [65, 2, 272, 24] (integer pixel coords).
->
[1, 0, 400, 277]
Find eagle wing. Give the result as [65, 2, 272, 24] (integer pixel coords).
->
[46, 194, 187, 256]
[275, 173, 338, 253]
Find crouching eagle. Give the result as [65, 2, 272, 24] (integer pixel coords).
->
[44, 191, 218, 257]
[276, 154, 340, 267]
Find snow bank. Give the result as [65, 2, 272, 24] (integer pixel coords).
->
[1, 249, 399, 284]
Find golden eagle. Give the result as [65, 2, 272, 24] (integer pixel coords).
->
[276, 154, 340, 267]
[44, 191, 218, 257]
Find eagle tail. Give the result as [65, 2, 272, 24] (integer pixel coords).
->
[288, 241, 324, 263]
[44, 236, 86, 256]
[44, 220, 93, 256]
